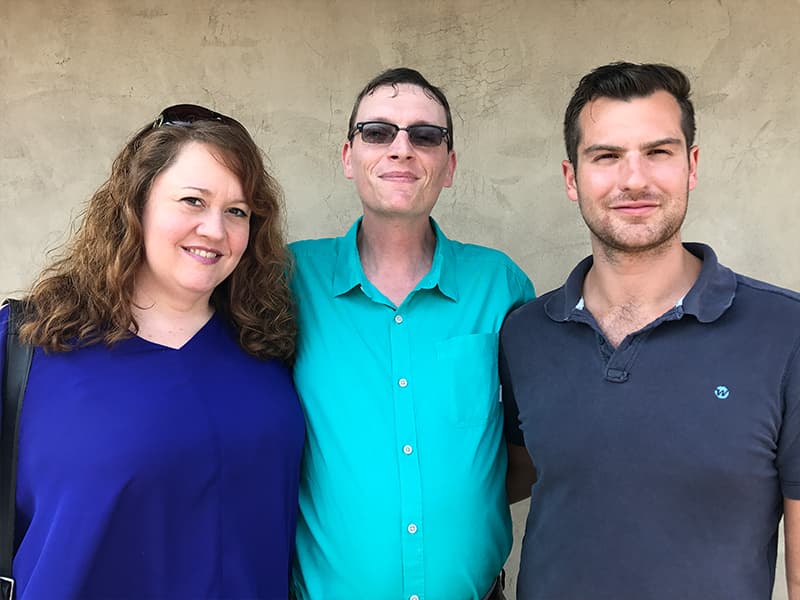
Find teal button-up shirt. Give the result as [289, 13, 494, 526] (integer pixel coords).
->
[290, 218, 534, 600]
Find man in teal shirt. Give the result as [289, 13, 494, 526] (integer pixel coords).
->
[290, 68, 534, 600]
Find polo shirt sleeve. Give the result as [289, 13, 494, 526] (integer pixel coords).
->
[498, 258, 533, 447]
[777, 338, 800, 499]
[499, 320, 525, 447]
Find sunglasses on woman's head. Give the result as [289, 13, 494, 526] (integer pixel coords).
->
[152, 104, 244, 130]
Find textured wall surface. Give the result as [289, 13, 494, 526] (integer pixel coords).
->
[2, 0, 798, 597]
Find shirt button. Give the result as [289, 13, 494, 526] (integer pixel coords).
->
[407, 523, 418, 534]
[398, 378, 408, 388]
[410, 596, 420, 600]
[403, 444, 413, 455]
[394, 314, 404, 324]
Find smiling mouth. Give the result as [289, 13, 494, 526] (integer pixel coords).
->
[185, 247, 221, 259]
[612, 205, 658, 217]
[611, 199, 659, 209]
[380, 172, 419, 182]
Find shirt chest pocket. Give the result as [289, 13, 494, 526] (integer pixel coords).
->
[435, 332, 500, 427]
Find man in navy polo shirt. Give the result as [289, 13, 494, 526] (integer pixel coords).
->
[501, 62, 800, 599]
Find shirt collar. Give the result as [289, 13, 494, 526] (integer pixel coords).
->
[332, 218, 366, 297]
[680, 243, 737, 322]
[331, 216, 458, 302]
[545, 242, 737, 323]
[418, 218, 458, 302]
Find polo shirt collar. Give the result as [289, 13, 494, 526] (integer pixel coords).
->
[680, 243, 737, 322]
[545, 242, 737, 324]
[331, 217, 459, 302]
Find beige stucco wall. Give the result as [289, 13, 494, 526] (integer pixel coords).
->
[2, 0, 798, 597]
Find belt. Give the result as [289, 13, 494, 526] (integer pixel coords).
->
[290, 574, 506, 600]
[479, 572, 507, 600]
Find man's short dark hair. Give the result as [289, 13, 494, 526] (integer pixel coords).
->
[347, 67, 454, 151]
[564, 62, 696, 167]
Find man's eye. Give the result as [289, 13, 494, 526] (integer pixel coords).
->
[410, 129, 440, 145]
[363, 127, 393, 143]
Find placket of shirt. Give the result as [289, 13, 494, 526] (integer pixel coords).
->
[602, 305, 685, 380]
[571, 305, 685, 383]
[389, 305, 426, 600]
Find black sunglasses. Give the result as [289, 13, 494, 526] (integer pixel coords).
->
[350, 121, 450, 149]
[152, 104, 244, 130]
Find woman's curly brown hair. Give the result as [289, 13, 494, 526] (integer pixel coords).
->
[19, 113, 296, 363]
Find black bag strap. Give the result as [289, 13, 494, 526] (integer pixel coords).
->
[0, 299, 33, 600]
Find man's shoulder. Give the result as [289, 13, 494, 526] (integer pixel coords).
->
[732, 273, 800, 323]
[289, 236, 347, 278]
[446, 238, 528, 278]
[287, 237, 344, 297]
[447, 238, 513, 261]
[289, 236, 339, 257]
[504, 287, 559, 326]
[443, 239, 535, 303]
[735, 273, 800, 305]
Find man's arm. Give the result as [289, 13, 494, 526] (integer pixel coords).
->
[506, 442, 536, 504]
[786, 498, 800, 598]
[783, 338, 800, 598]
[785, 498, 800, 599]
[499, 311, 536, 505]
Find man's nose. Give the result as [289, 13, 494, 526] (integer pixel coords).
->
[387, 130, 415, 159]
[620, 154, 648, 191]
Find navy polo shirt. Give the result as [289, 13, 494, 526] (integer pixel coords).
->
[501, 243, 800, 600]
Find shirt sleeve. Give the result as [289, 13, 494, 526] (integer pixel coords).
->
[777, 337, 800, 498]
[499, 318, 525, 447]
[509, 262, 536, 308]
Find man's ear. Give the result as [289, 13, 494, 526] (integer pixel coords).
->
[563, 160, 578, 202]
[342, 140, 354, 180]
[442, 151, 457, 188]
[687, 145, 699, 192]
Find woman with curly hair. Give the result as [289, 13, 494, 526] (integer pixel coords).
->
[0, 104, 304, 599]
